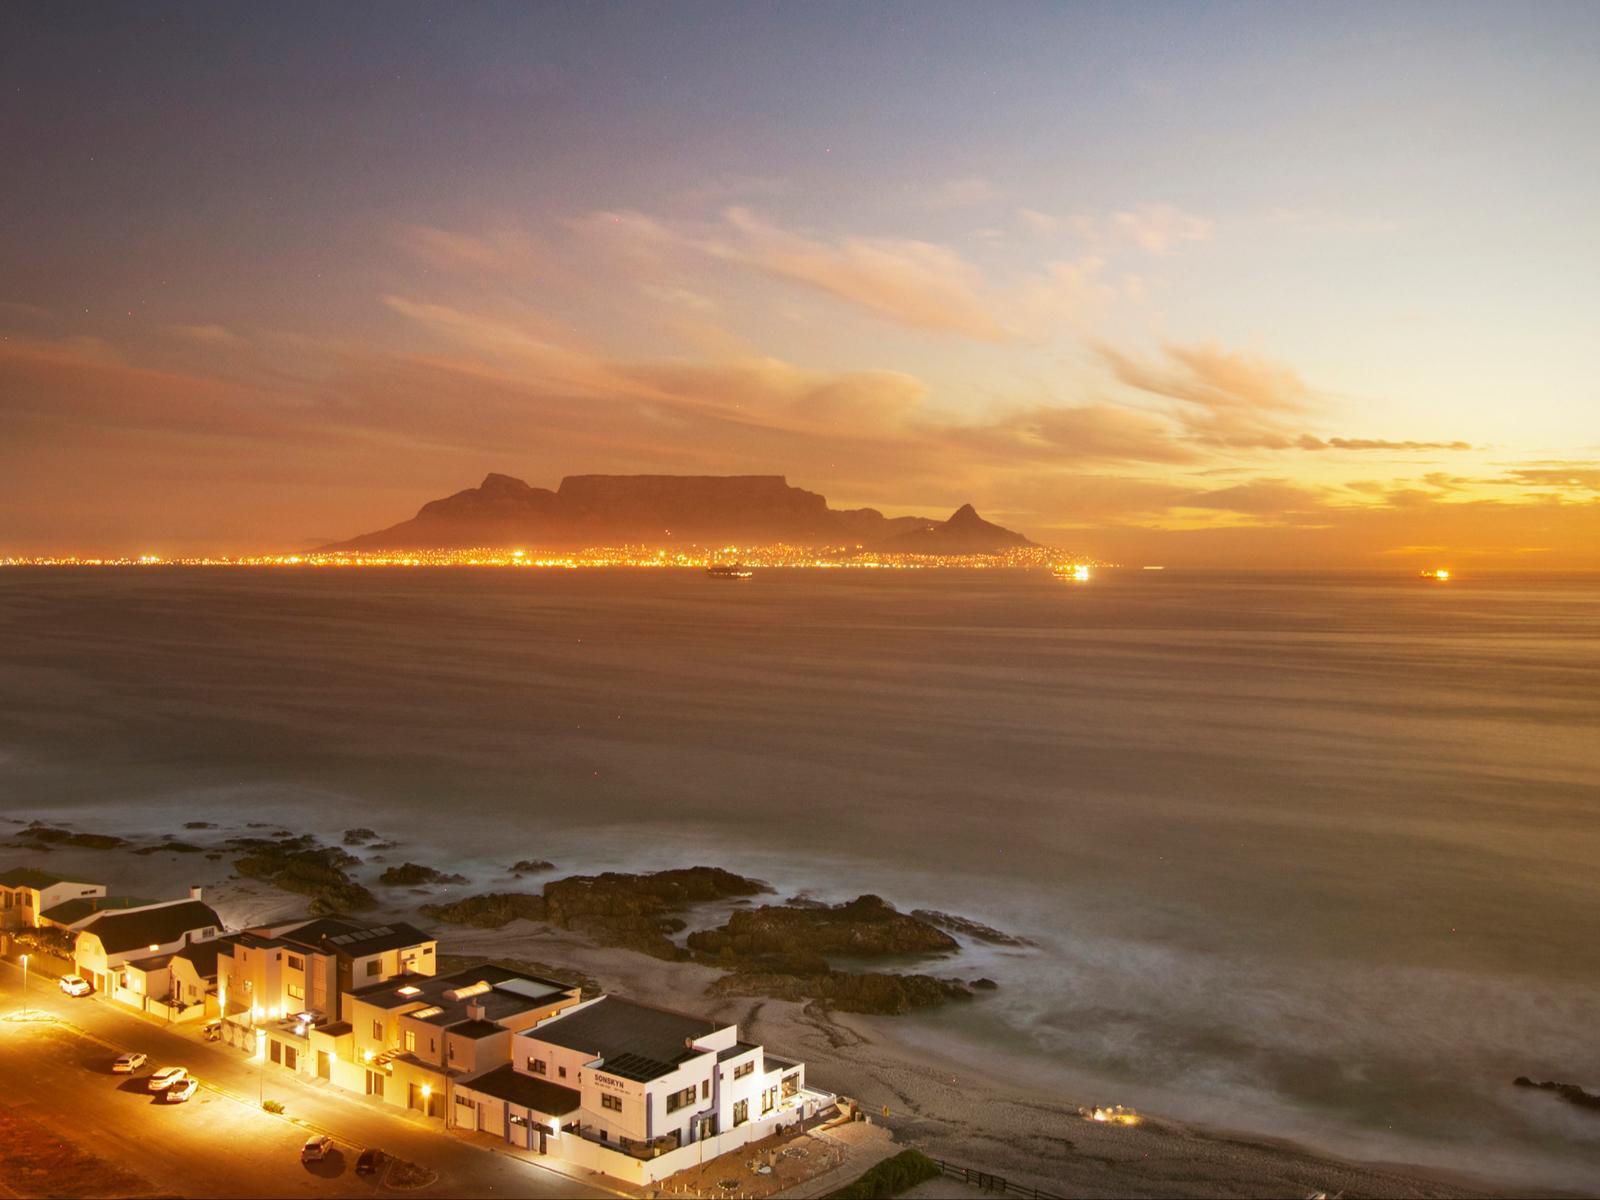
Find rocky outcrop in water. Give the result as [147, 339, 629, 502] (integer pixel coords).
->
[420, 866, 772, 959]
[1514, 1077, 1600, 1111]
[707, 969, 973, 1014]
[910, 909, 1034, 947]
[687, 894, 959, 961]
[379, 862, 468, 887]
[230, 834, 376, 915]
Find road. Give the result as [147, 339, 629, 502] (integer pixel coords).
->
[0, 959, 612, 1198]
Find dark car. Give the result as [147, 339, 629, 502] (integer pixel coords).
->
[355, 1149, 385, 1176]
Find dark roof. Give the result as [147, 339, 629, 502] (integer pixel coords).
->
[766, 1055, 799, 1072]
[174, 940, 224, 978]
[449, 1019, 504, 1040]
[80, 900, 223, 955]
[718, 1041, 760, 1062]
[461, 1064, 581, 1116]
[317, 1021, 352, 1037]
[41, 896, 155, 925]
[127, 952, 174, 972]
[279, 917, 435, 958]
[0, 867, 84, 889]
[527, 997, 722, 1082]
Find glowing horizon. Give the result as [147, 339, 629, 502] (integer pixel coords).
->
[3, 3, 1597, 567]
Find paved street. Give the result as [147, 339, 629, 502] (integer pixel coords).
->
[0, 960, 612, 1198]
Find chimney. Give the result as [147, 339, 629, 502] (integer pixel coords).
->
[467, 1000, 486, 1022]
[189, 885, 203, 901]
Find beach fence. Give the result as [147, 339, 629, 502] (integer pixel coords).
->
[932, 1157, 1063, 1200]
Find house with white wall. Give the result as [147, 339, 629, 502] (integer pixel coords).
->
[0, 867, 104, 930]
[73, 888, 223, 1007]
[463, 994, 824, 1183]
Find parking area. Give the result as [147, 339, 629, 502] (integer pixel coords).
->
[0, 961, 612, 1199]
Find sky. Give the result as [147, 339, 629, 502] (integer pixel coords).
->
[2, 0, 1597, 565]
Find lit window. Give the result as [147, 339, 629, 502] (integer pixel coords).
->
[733, 1061, 754, 1080]
[404, 1030, 415, 1052]
[371, 1020, 383, 1040]
[397, 985, 421, 996]
[531, 1058, 547, 1076]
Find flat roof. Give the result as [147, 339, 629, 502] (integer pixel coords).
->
[280, 917, 436, 957]
[461, 1064, 581, 1116]
[450, 1019, 503, 1040]
[526, 996, 723, 1083]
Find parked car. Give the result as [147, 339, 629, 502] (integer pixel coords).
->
[200, 1019, 222, 1042]
[355, 1148, 385, 1176]
[164, 1077, 198, 1103]
[147, 1066, 189, 1092]
[112, 1052, 148, 1074]
[58, 975, 92, 997]
[301, 1135, 333, 1163]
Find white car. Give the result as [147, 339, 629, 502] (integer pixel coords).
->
[58, 975, 92, 997]
[301, 1135, 333, 1163]
[112, 1052, 148, 1074]
[147, 1066, 189, 1092]
[164, 1077, 198, 1103]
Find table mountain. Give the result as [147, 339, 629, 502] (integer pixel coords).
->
[321, 474, 1033, 552]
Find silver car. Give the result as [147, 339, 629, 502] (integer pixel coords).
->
[147, 1066, 188, 1092]
[301, 1134, 333, 1162]
[112, 1052, 148, 1074]
[164, 1077, 199, 1103]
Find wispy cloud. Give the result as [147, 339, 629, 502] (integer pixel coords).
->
[927, 177, 1001, 209]
[168, 323, 246, 346]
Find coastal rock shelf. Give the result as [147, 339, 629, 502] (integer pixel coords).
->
[423, 871, 1017, 1015]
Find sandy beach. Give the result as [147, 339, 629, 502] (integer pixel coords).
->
[4, 828, 1557, 1200]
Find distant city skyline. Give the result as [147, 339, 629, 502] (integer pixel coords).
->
[3, 1, 1597, 565]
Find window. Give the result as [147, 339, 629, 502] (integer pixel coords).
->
[404, 1030, 415, 1052]
[733, 1099, 748, 1126]
[270, 1040, 282, 1064]
[558, 1066, 567, 1079]
[287, 984, 304, 1002]
[287, 955, 303, 970]
[762, 1087, 775, 1114]
[601, 1094, 622, 1112]
[456, 1095, 475, 1110]
[666, 1086, 696, 1113]
[530, 1058, 547, 1076]
[733, 1061, 754, 1080]
[365, 960, 380, 976]
[782, 1073, 798, 1098]
[371, 1020, 383, 1040]
[422, 946, 433, 955]
[285, 1046, 298, 1071]
[702, 1080, 710, 1100]
[447, 1042, 455, 1061]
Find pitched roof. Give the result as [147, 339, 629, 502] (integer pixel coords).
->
[41, 896, 157, 926]
[460, 1064, 581, 1116]
[80, 899, 223, 955]
[0, 867, 89, 890]
[525, 996, 723, 1082]
[174, 939, 224, 978]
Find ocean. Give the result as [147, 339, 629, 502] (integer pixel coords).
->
[3, 567, 1598, 1187]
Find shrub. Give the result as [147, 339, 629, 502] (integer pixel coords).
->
[827, 1149, 942, 1199]
[261, 1099, 285, 1114]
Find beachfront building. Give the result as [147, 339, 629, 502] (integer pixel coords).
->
[456, 994, 826, 1184]
[73, 888, 224, 1008]
[340, 964, 582, 1118]
[217, 916, 438, 1028]
[0, 867, 104, 930]
[39, 894, 159, 931]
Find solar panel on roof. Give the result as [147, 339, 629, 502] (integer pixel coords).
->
[602, 1052, 677, 1082]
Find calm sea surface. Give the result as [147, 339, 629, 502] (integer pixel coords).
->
[3, 568, 1598, 1185]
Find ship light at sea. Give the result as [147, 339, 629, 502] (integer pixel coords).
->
[1421, 568, 1451, 581]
